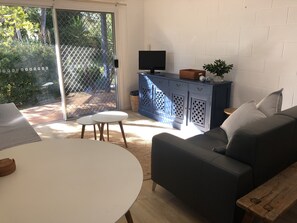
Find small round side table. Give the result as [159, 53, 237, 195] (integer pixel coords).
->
[92, 111, 128, 148]
[224, 107, 237, 116]
[77, 115, 98, 140]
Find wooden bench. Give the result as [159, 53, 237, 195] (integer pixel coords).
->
[237, 162, 297, 223]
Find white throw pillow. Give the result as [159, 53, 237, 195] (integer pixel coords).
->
[221, 101, 266, 141]
[256, 88, 283, 117]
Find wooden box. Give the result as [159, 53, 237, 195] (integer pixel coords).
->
[179, 69, 206, 80]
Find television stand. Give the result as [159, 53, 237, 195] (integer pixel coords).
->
[138, 72, 232, 132]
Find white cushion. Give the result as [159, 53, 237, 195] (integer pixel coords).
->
[256, 88, 283, 117]
[221, 101, 266, 141]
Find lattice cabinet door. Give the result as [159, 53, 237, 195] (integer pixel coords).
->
[139, 75, 153, 114]
[188, 84, 212, 132]
[169, 80, 188, 129]
[151, 77, 169, 119]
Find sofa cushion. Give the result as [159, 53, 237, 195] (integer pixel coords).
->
[221, 101, 266, 141]
[204, 127, 228, 144]
[276, 106, 297, 158]
[212, 146, 227, 155]
[186, 133, 227, 151]
[256, 88, 283, 117]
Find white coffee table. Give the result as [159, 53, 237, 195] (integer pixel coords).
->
[77, 115, 98, 139]
[0, 139, 143, 223]
[92, 111, 129, 148]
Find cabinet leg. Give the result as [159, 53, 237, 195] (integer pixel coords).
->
[152, 182, 157, 191]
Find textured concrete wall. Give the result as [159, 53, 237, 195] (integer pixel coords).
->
[143, 0, 297, 109]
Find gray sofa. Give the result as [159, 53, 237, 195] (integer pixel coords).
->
[0, 103, 41, 150]
[151, 106, 297, 223]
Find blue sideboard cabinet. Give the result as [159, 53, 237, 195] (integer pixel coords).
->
[138, 72, 232, 132]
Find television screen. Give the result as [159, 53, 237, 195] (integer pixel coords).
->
[138, 50, 166, 73]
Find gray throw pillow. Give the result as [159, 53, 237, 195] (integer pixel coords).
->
[221, 101, 266, 141]
[256, 88, 283, 117]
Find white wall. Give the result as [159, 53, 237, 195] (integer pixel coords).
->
[143, 0, 297, 109]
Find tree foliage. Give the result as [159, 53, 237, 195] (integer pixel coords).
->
[0, 6, 59, 107]
[26, 7, 54, 44]
[0, 6, 37, 45]
[0, 41, 59, 106]
[0, 7, 116, 107]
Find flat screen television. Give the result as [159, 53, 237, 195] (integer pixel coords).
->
[138, 50, 166, 74]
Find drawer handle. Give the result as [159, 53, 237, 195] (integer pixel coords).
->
[197, 87, 203, 91]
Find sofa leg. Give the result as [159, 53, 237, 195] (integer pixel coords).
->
[152, 182, 157, 191]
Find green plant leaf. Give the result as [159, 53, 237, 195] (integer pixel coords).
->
[203, 59, 233, 77]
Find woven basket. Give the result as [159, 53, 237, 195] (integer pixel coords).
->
[130, 95, 139, 112]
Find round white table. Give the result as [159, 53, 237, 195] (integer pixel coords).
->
[92, 111, 129, 148]
[0, 139, 143, 223]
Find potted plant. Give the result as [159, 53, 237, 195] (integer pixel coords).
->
[203, 59, 233, 82]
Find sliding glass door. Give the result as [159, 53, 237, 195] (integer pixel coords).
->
[0, 5, 118, 119]
[56, 9, 117, 119]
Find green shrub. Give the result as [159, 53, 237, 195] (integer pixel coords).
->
[0, 41, 59, 107]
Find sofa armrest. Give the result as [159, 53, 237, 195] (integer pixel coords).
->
[152, 133, 253, 223]
[0, 103, 41, 150]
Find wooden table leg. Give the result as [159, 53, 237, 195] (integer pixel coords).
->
[81, 125, 85, 139]
[125, 210, 133, 223]
[93, 124, 97, 140]
[119, 121, 128, 148]
[97, 124, 100, 139]
[99, 123, 105, 141]
[107, 123, 109, 141]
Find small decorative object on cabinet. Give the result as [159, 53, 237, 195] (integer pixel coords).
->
[203, 59, 233, 82]
[138, 72, 232, 132]
[179, 69, 205, 80]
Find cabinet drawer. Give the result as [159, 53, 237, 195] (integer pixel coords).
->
[151, 77, 168, 89]
[169, 81, 188, 92]
[189, 84, 211, 95]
